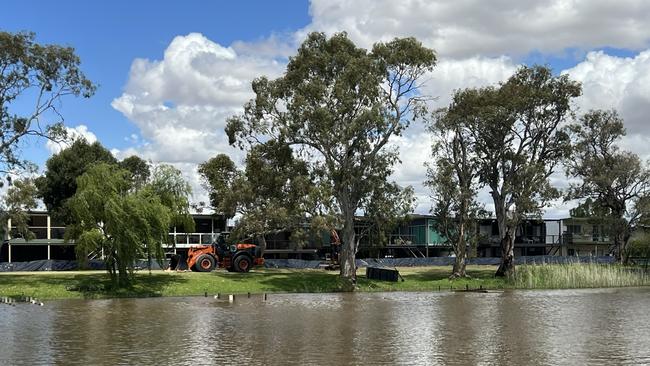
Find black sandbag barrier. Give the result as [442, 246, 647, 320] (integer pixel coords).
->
[264, 259, 322, 269]
[0, 259, 168, 272]
[263, 256, 615, 269]
[0, 256, 615, 271]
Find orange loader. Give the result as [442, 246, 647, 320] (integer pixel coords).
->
[186, 233, 264, 272]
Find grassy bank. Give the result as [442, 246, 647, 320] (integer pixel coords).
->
[0, 266, 503, 300]
[0, 264, 648, 300]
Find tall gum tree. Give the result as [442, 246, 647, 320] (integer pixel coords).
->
[0, 31, 95, 178]
[427, 101, 484, 278]
[226, 32, 436, 284]
[566, 110, 650, 263]
[449, 66, 580, 277]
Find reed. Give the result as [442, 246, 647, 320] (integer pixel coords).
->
[513, 262, 650, 289]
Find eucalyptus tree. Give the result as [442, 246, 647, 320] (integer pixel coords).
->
[0, 31, 95, 179]
[199, 141, 314, 253]
[427, 102, 483, 278]
[36, 139, 117, 223]
[566, 110, 650, 263]
[449, 66, 580, 277]
[119, 155, 151, 190]
[226, 32, 436, 283]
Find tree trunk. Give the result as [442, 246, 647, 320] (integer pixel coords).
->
[339, 203, 357, 287]
[257, 235, 267, 257]
[495, 229, 515, 277]
[493, 193, 516, 277]
[619, 231, 632, 265]
[450, 221, 467, 278]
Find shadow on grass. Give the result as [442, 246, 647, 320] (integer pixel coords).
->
[0, 271, 190, 299]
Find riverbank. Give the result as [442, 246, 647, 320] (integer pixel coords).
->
[1, 264, 648, 300]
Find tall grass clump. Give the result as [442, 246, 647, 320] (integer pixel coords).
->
[513, 262, 650, 289]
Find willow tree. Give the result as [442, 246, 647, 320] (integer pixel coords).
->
[0, 31, 95, 178]
[66, 163, 192, 287]
[454, 66, 580, 277]
[226, 32, 436, 283]
[566, 110, 650, 263]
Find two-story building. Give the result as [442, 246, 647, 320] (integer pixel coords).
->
[1, 211, 72, 262]
[476, 218, 564, 257]
[560, 217, 613, 256]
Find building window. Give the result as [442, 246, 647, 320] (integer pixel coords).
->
[567, 225, 581, 235]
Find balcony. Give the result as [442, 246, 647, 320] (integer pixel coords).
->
[167, 233, 218, 248]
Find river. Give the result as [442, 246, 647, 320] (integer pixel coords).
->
[1, 288, 649, 365]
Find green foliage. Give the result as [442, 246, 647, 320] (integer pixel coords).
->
[0, 178, 39, 240]
[566, 110, 650, 262]
[199, 142, 315, 250]
[119, 155, 151, 190]
[198, 153, 239, 217]
[427, 100, 486, 276]
[146, 164, 194, 232]
[628, 232, 650, 259]
[441, 65, 581, 276]
[37, 139, 117, 223]
[0, 31, 96, 176]
[226, 32, 436, 279]
[66, 163, 191, 288]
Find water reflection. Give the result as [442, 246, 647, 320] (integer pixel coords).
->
[1, 288, 649, 365]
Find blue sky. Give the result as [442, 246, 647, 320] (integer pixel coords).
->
[2, 0, 650, 216]
[1, 0, 310, 162]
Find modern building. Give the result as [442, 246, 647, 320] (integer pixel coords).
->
[560, 217, 613, 256]
[476, 218, 565, 257]
[1, 211, 73, 262]
[1, 211, 227, 263]
[2, 211, 621, 263]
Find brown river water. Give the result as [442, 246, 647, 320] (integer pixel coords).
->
[1, 288, 649, 365]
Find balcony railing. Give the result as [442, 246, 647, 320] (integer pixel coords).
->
[480, 235, 563, 246]
[167, 233, 218, 247]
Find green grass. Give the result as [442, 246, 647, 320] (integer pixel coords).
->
[513, 262, 650, 289]
[1, 264, 648, 300]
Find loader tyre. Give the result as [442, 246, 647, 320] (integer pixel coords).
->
[233, 255, 252, 273]
[196, 254, 215, 272]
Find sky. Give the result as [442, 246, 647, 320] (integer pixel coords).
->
[2, 0, 650, 218]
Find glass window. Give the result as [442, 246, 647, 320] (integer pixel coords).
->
[567, 225, 581, 235]
[28, 215, 48, 227]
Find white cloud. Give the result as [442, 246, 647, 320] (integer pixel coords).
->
[112, 7, 650, 217]
[564, 50, 650, 141]
[46, 125, 98, 155]
[112, 33, 285, 166]
[304, 0, 650, 59]
[425, 56, 518, 109]
[111, 33, 287, 205]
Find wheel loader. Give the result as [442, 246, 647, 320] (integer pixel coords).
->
[186, 233, 264, 272]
